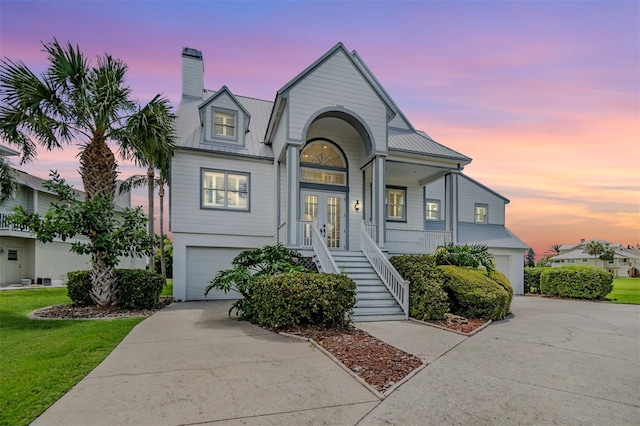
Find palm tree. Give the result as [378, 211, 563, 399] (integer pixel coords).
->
[0, 40, 173, 306]
[120, 95, 175, 270]
[546, 244, 562, 256]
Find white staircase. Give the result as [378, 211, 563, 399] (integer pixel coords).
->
[332, 251, 406, 322]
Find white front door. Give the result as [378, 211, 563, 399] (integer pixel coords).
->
[301, 191, 346, 249]
[5, 247, 22, 284]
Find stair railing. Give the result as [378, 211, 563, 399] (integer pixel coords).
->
[360, 220, 409, 319]
[310, 221, 339, 274]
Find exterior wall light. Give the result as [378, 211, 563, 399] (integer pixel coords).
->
[354, 200, 360, 212]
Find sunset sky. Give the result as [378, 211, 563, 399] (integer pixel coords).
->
[1, 0, 638, 257]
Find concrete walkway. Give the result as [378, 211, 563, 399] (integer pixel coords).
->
[33, 297, 639, 425]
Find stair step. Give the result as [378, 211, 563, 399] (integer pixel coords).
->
[356, 299, 399, 307]
[353, 306, 404, 316]
[352, 314, 407, 322]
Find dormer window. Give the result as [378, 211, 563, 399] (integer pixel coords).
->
[213, 109, 236, 139]
[475, 204, 488, 224]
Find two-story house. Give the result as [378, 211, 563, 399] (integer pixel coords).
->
[549, 238, 640, 277]
[0, 145, 146, 286]
[170, 43, 528, 321]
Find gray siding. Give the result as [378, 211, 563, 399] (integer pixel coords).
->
[384, 181, 424, 231]
[458, 176, 505, 225]
[424, 178, 446, 221]
[171, 150, 275, 236]
[182, 54, 203, 99]
[288, 50, 388, 153]
[202, 92, 247, 145]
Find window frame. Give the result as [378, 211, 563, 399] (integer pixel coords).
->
[425, 199, 440, 221]
[385, 186, 407, 222]
[211, 108, 238, 142]
[201, 168, 250, 212]
[474, 203, 488, 224]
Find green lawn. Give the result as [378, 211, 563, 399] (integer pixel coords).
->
[0, 288, 145, 426]
[161, 279, 173, 296]
[606, 278, 640, 304]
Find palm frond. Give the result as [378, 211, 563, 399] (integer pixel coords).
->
[118, 174, 148, 194]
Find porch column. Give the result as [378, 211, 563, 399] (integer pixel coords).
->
[286, 144, 300, 247]
[444, 171, 459, 243]
[372, 155, 386, 248]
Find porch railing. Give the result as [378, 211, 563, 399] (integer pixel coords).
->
[308, 221, 339, 274]
[360, 221, 409, 319]
[300, 220, 313, 249]
[364, 222, 376, 241]
[386, 228, 451, 254]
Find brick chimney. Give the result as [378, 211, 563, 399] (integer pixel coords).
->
[182, 47, 203, 99]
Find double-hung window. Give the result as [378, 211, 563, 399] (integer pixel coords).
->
[213, 110, 236, 139]
[426, 200, 440, 221]
[385, 187, 406, 221]
[202, 169, 249, 210]
[474, 204, 488, 224]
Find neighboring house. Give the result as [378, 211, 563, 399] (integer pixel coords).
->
[0, 146, 146, 286]
[549, 238, 640, 277]
[170, 42, 528, 321]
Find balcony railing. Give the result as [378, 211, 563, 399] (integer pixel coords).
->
[0, 212, 29, 232]
[386, 228, 451, 254]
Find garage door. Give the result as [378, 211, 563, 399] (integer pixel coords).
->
[186, 247, 245, 300]
[494, 255, 510, 280]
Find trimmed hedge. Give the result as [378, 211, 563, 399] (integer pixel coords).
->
[524, 267, 545, 294]
[390, 255, 449, 320]
[67, 269, 165, 309]
[438, 265, 511, 320]
[249, 272, 357, 328]
[539, 266, 613, 299]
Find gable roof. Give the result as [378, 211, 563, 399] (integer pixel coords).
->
[457, 223, 529, 250]
[265, 42, 397, 144]
[459, 173, 510, 203]
[198, 86, 251, 128]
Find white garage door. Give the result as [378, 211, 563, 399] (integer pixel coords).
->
[186, 247, 245, 300]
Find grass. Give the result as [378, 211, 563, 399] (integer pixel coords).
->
[0, 288, 145, 426]
[606, 278, 640, 304]
[161, 279, 173, 296]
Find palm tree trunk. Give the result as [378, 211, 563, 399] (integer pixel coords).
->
[159, 182, 166, 278]
[147, 164, 155, 270]
[79, 135, 119, 306]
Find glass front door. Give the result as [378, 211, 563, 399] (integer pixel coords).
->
[301, 191, 346, 249]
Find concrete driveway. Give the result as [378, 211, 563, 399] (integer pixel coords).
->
[33, 297, 639, 425]
[358, 296, 640, 425]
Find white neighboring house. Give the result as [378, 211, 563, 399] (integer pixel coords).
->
[549, 238, 640, 278]
[0, 145, 147, 286]
[170, 43, 528, 321]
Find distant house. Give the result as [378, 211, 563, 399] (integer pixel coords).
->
[170, 42, 528, 321]
[0, 145, 146, 286]
[549, 238, 640, 277]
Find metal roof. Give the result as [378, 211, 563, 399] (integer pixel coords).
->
[550, 248, 639, 261]
[458, 223, 529, 250]
[388, 127, 471, 162]
[175, 91, 274, 159]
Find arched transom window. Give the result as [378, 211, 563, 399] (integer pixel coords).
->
[300, 140, 347, 186]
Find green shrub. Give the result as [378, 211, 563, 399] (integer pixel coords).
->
[390, 255, 449, 320]
[249, 272, 356, 328]
[540, 266, 613, 299]
[524, 267, 545, 293]
[433, 243, 496, 275]
[66, 269, 165, 309]
[67, 270, 93, 306]
[491, 270, 513, 310]
[116, 269, 165, 309]
[438, 265, 511, 320]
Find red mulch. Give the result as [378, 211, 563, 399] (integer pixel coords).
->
[283, 325, 423, 393]
[423, 318, 489, 334]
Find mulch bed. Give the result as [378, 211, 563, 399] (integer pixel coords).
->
[282, 325, 423, 393]
[30, 297, 173, 319]
[422, 318, 489, 334]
